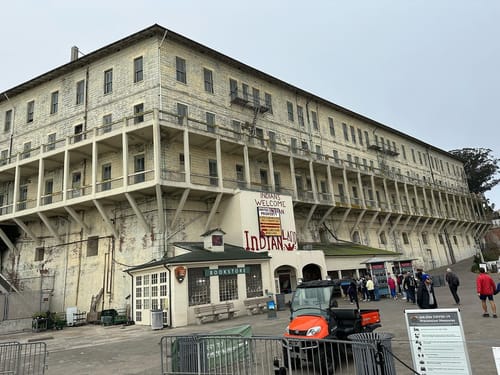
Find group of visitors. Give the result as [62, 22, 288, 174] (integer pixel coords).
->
[342, 265, 498, 317]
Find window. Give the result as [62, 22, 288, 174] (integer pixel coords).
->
[45, 133, 56, 151]
[311, 111, 318, 130]
[87, 236, 99, 257]
[401, 145, 407, 160]
[411, 149, 416, 163]
[134, 154, 145, 183]
[133, 103, 144, 124]
[4, 109, 12, 132]
[332, 150, 339, 164]
[260, 169, 268, 190]
[74, 124, 83, 143]
[209, 159, 218, 186]
[418, 151, 423, 165]
[134, 56, 143, 83]
[274, 172, 281, 192]
[315, 145, 322, 160]
[229, 79, 238, 99]
[297, 105, 304, 127]
[290, 138, 298, 154]
[44, 179, 53, 204]
[18, 185, 28, 210]
[175, 57, 186, 83]
[102, 114, 112, 133]
[402, 232, 410, 245]
[219, 265, 238, 301]
[264, 93, 273, 114]
[232, 120, 241, 140]
[0, 149, 8, 166]
[358, 129, 363, 145]
[179, 153, 185, 171]
[422, 232, 428, 245]
[35, 247, 45, 262]
[206, 112, 215, 133]
[104, 69, 113, 94]
[438, 234, 444, 245]
[71, 171, 81, 198]
[252, 87, 260, 107]
[328, 117, 335, 137]
[269, 131, 276, 150]
[453, 235, 458, 245]
[301, 141, 308, 151]
[255, 128, 264, 145]
[188, 267, 210, 306]
[101, 163, 112, 191]
[287, 101, 294, 121]
[342, 123, 349, 141]
[26, 100, 34, 123]
[76, 80, 85, 104]
[22, 142, 31, 159]
[350, 126, 356, 144]
[364, 131, 370, 146]
[203, 68, 213, 93]
[177, 103, 188, 125]
[246, 265, 263, 298]
[242, 84, 249, 100]
[50, 91, 58, 114]
[236, 164, 245, 188]
[0, 193, 3, 214]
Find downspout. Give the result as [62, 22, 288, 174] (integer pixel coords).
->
[164, 264, 172, 328]
[158, 30, 168, 114]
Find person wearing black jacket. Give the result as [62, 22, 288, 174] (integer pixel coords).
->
[417, 274, 438, 309]
[445, 268, 460, 305]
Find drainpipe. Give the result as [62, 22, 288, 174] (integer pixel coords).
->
[158, 30, 168, 114]
[124, 269, 134, 322]
[164, 264, 172, 328]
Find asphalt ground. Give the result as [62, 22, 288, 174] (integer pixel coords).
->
[2, 256, 500, 374]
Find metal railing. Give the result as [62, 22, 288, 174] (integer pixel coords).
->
[0, 341, 48, 375]
[160, 335, 396, 375]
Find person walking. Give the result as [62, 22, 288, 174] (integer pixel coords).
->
[476, 267, 497, 318]
[445, 267, 461, 305]
[417, 274, 438, 309]
[366, 275, 375, 301]
[387, 273, 397, 300]
[403, 271, 416, 304]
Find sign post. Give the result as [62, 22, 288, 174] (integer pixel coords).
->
[405, 308, 471, 374]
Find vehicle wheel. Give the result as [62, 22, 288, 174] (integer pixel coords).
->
[283, 348, 300, 370]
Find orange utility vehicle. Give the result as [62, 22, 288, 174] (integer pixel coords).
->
[282, 279, 381, 374]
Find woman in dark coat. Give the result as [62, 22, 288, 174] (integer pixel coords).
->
[417, 274, 438, 309]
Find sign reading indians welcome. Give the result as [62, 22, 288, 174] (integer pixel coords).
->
[242, 192, 297, 252]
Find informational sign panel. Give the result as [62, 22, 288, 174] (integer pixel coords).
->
[405, 308, 471, 374]
[257, 206, 282, 236]
[492, 347, 500, 373]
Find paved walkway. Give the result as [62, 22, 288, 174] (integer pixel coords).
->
[2, 256, 500, 374]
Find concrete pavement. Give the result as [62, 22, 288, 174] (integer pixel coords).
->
[3, 256, 500, 374]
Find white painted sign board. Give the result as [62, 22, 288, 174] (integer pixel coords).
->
[405, 308, 471, 374]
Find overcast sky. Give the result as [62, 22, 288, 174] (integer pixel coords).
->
[2, 1, 499, 207]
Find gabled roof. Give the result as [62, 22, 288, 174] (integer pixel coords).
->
[300, 242, 400, 257]
[126, 242, 270, 272]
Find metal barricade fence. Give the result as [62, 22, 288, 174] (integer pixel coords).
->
[0, 341, 48, 375]
[160, 335, 381, 375]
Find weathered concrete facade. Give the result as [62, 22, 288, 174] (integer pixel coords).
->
[0, 25, 491, 325]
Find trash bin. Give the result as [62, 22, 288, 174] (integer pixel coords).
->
[151, 309, 163, 330]
[267, 299, 277, 319]
[101, 309, 118, 326]
[276, 293, 286, 311]
[348, 332, 396, 375]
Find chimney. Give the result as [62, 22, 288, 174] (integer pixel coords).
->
[71, 46, 79, 62]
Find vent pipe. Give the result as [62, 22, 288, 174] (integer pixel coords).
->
[71, 46, 79, 62]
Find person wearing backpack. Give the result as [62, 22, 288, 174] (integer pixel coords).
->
[445, 268, 461, 305]
[403, 271, 416, 304]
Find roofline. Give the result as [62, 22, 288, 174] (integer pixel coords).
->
[0, 24, 461, 161]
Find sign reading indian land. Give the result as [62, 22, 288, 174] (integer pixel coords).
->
[405, 308, 471, 375]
